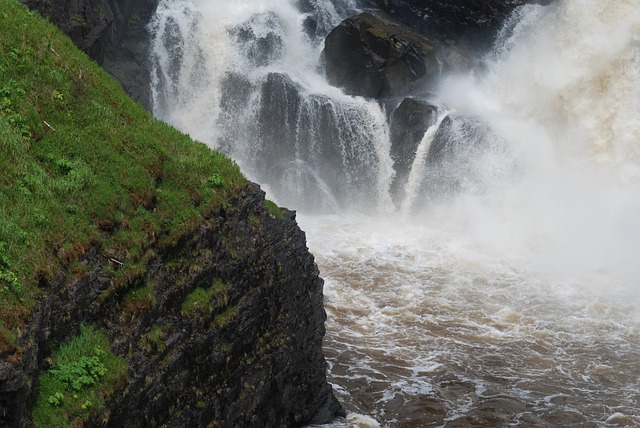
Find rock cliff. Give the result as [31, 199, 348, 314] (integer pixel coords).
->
[1, 184, 342, 427]
[1, 1, 342, 426]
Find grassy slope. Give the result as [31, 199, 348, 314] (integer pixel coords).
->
[0, 0, 246, 354]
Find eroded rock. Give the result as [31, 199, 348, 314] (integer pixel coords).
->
[323, 11, 469, 99]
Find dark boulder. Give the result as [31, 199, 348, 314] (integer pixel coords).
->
[389, 97, 439, 204]
[367, 0, 557, 50]
[323, 11, 469, 99]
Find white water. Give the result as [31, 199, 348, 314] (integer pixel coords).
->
[148, 0, 640, 426]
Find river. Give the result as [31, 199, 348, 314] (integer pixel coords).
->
[148, 0, 640, 426]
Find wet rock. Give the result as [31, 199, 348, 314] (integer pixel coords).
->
[101, 0, 158, 109]
[23, 0, 159, 107]
[230, 12, 285, 68]
[217, 71, 382, 213]
[323, 11, 469, 99]
[367, 0, 557, 50]
[389, 97, 439, 204]
[324, 12, 440, 98]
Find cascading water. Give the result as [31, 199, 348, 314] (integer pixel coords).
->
[148, 0, 640, 426]
[148, 0, 393, 213]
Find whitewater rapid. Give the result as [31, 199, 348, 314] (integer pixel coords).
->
[148, 0, 640, 425]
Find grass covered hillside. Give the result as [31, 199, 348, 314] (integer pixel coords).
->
[0, 0, 246, 355]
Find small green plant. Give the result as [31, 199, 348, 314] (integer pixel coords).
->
[52, 90, 64, 102]
[207, 172, 225, 187]
[0, 242, 23, 295]
[49, 346, 107, 392]
[141, 323, 166, 353]
[181, 279, 232, 318]
[211, 278, 230, 307]
[47, 392, 64, 407]
[214, 304, 238, 328]
[8, 47, 20, 60]
[32, 325, 127, 427]
[248, 213, 261, 228]
[181, 287, 213, 317]
[121, 282, 156, 316]
[0, 80, 29, 139]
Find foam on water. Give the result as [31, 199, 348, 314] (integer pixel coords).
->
[299, 214, 640, 426]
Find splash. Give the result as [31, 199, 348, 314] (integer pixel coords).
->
[435, 0, 640, 287]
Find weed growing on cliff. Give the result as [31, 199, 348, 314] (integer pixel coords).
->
[121, 282, 156, 317]
[182, 287, 214, 317]
[264, 199, 285, 220]
[32, 325, 127, 427]
[211, 278, 231, 307]
[181, 278, 232, 318]
[208, 172, 225, 187]
[141, 323, 166, 353]
[213, 304, 239, 328]
[0, 0, 247, 355]
[0, 242, 23, 295]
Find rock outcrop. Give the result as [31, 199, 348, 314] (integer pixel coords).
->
[1, 183, 343, 427]
[366, 0, 556, 50]
[323, 11, 469, 99]
[1, 2, 343, 425]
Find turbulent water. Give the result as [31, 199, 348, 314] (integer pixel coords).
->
[148, 0, 640, 426]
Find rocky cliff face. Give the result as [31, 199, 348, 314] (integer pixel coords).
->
[21, 0, 158, 107]
[1, 183, 342, 427]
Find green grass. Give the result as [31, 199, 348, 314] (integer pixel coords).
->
[32, 325, 128, 427]
[264, 199, 285, 220]
[181, 278, 231, 318]
[141, 323, 166, 353]
[0, 0, 246, 354]
[121, 282, 156, 316]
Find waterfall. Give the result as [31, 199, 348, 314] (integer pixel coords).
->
[435, 0, 640, 285]
[148, 0, 640, 426]
[148, 0, 394, 213]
